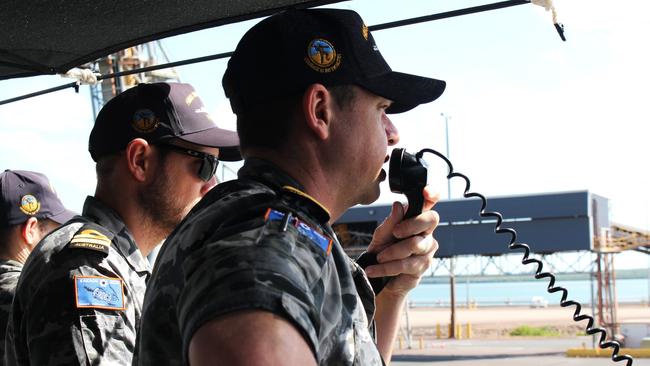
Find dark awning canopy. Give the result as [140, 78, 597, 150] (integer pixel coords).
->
[0, 0, 343, 81]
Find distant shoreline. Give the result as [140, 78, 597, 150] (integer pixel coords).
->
[420, 268, 649, 284]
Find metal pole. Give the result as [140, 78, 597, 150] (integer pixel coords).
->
[590, 253, 597, 348]
[403, 301, 413, 349]
[449, 257, 456, 338]
[596, 253, 604, 326]
[611, 254, 619, 336]
[441, 113, 452, 199]
[441, 112, 456, 339]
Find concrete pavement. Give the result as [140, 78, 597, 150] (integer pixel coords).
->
[391, 337, 650, 366]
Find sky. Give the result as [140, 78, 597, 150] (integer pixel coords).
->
[0, 0, 648, 270]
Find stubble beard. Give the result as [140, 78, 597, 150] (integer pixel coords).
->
[137, 169, 188, 236]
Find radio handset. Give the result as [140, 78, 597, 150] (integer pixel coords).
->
[388, 148, 429, 218]
[357, 148, 428, 294]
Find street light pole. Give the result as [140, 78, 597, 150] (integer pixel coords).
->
[441, 112, 456, 339]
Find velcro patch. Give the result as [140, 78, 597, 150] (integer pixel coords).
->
[70, 229, 110, 255]
[265, 208, 333, 255]
[74, 276, 125, 310]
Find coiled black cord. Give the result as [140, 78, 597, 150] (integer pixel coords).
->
[417, 148, 633, 366]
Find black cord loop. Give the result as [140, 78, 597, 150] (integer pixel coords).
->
[417, 147, 633, 366]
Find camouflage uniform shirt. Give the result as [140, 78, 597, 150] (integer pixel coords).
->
[0, 259, 22, 360]
[4, 196, 151, 366]
[135, 159, 383, 366]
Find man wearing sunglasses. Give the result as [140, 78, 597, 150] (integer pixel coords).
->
[4, 83, 240, 366]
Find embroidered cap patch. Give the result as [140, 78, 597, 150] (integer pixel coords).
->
[19, 194, 40, 215]
[74, 276, 125, 310]
[305, 38, 342, 73]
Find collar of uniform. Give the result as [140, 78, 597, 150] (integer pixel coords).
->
[239, 158, 331, 223]
[0, 259, 23, 274]
[82, 196, 151, 273]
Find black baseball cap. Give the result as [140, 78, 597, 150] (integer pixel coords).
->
[89, 82, 241, 162]
[223, 8, 446, 114]
[0, 170, 76, 227]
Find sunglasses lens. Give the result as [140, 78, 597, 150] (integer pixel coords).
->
[198, 156, 219, 181]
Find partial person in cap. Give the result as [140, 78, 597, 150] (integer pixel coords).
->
[0, 170, 75, 359]
[4, 83, 240, 366]
[137, 8, 442, 366]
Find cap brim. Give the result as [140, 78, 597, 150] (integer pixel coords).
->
[217, 146, 243, 162]
[177, 126, 242, 161]
[48, 209, 77, 225]
[360, 72, 446, 114]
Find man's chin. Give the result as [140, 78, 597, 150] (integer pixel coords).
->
[357, 186, 381, 206]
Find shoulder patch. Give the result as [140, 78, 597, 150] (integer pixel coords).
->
[265, 208, 333, 255]
[68, 225, 112, 256]
[74, 275, 125, 310]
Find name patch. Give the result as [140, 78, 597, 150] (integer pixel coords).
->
[74, 276, 125, 310]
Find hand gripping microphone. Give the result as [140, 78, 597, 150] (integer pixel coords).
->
[357, 148, 429, 294]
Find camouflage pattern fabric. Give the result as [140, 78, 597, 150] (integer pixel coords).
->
[4, 196, 151, 366]
[0, 259, 22, 360]
[135, 158, 383, 366]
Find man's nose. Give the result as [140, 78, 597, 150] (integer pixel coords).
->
[385, 115, 400, 146]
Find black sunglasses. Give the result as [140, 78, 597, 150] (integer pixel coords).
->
[156, 143, 219, 181]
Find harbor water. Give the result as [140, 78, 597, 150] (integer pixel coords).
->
[408, 278, 650, 307]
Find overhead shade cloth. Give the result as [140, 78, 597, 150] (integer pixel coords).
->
[0, 0, 343, 80]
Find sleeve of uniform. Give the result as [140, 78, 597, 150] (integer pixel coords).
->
[19, 265, 131, 366]
[10, 226, 133, 366]
[177, 209, 331, 361]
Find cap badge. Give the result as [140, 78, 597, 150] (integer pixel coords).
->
[362, 24, 369, 41]
[305, 38, 341, 73]
[132, 109, 160, 133]
[19, 194, 40, 215]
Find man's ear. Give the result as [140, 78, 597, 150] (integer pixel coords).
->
[302, 84, 332, 140]
[21, 217, 40, 246]
[124, 138, 156, 183]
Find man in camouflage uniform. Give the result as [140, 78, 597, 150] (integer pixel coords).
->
[0, 170, 75, 360]
[4, 83, 240, 365]
[137, 8, 446, 366]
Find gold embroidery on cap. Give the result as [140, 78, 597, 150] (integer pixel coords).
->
[132, 108, 160, 133]
[305, 38, 342, 73]
[185, 91, 198, 106]
[362, 24, 369, 41]
[19, 194, 40, 215]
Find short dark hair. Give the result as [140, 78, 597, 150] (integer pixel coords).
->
[95, 153, 121, 182]
[0, 225, 14, 248]
[0, 218, 58, 251]
[95, 143, 173, 182]
[236, 85, 357, 154]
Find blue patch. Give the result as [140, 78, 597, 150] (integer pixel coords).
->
[295, 220, 332, 254]
[75, 276, 125, 310]
[266, 209, 285, 222]
[265, 208, 332, 255]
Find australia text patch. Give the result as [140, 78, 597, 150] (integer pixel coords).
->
[69, 228, 111, 256]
